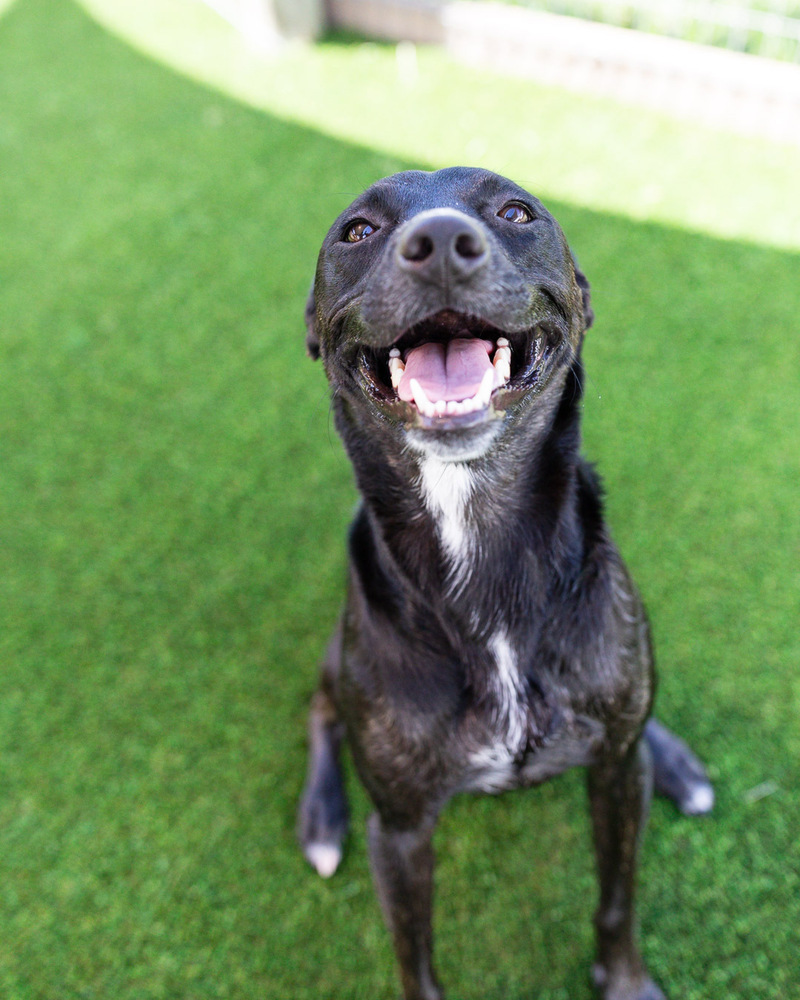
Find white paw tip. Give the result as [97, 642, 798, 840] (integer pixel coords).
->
[683, 783, 714, 815]
[305, 842, 342, 879]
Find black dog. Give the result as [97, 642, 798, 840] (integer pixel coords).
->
[298, 168, 713, 1000]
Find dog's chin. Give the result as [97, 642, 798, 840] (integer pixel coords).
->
[405, 419, 505, 463]
[353, 309, 558, 462]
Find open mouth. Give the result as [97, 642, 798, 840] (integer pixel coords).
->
[357, 310, 553, 427]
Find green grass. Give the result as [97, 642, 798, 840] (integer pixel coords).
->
[1, 1, 798, 998]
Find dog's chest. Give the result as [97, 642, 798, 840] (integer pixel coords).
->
[464, 631, 533, 792]
[411, 456, 601, 791]
[458, 631, 602, 794]
[415, 457, 477, 588]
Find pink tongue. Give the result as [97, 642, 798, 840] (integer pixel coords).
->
[398, 338, 493, 403]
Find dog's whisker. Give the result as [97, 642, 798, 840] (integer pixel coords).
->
[566, 356, 586, 403]
[326, 388, 343, 447]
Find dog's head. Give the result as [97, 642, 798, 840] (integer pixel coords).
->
[307, 167, 592, 462]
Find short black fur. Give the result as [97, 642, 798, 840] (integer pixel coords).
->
[298, 168, 713, 1000]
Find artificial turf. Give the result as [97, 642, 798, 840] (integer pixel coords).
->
[1, 0, 798, 997]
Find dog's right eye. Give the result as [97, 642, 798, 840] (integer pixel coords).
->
[343, 220, 379, 243]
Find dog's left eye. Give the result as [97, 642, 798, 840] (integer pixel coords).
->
[497, 202, 533, 224]
[344, 220, 380, 243]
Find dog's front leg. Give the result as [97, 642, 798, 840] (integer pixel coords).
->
[587, 739, 666, 1000]
[298, 626, 349, 879]
[367, 813, 444, 1000]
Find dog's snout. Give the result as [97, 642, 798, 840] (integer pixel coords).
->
[397, 211, 489, 284]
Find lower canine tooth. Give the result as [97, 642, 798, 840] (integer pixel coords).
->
[478, 368, 495, 404]
[409, 378, 435, 417]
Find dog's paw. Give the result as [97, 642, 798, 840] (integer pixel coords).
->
[303, 840, 342, 879]
[645, 718, 714, 816]
[297, 781, 348, 879]
[592, 964, 666, 1000]
[678, 780, 714, 816]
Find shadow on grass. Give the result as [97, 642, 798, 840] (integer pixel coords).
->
[0, 1, 798, 998]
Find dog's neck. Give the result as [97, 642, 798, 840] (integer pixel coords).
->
[413, 456, 477, 585]
[407, 427, 581, 600]
[340, 367, 588, 625]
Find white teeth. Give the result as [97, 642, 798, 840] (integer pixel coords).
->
[409, 378, 437, 418]
[388, 351, 405, 389]
[478, 367, 495, 405]
[451, 399, 470, 415]
[395, 338, 513, 419]
[493, 342, 512, 384]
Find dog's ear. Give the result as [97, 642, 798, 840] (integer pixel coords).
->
[572, 256, 594, 332]
[305, 283, 321, 360]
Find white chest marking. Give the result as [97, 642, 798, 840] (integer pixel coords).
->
[487, 632, 527, 748]
[416, 457, 475, 580]
[468, 632, 528, 792]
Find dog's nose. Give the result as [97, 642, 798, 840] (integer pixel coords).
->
[397, 210, 489, 284]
